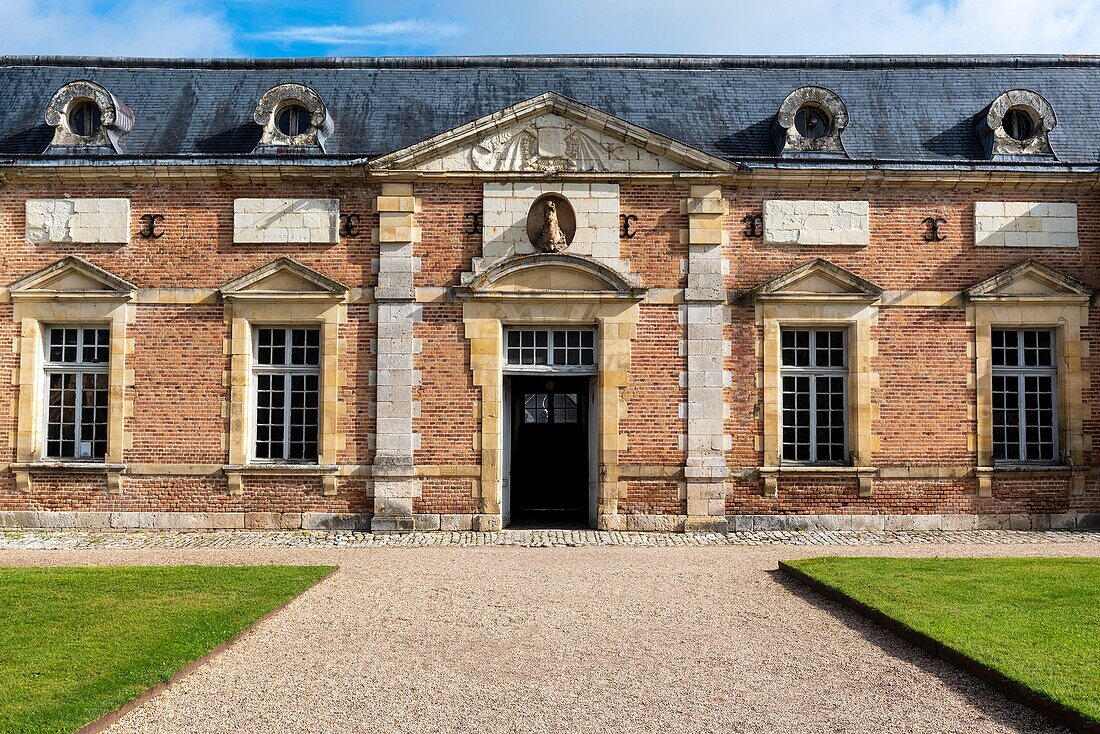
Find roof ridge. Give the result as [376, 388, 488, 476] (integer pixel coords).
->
[4, 54, 1100, 71]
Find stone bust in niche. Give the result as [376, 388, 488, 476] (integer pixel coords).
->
[526, 194, 576, 253]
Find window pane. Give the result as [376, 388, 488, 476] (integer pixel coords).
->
[290, 328, 320, 366]
[255, 373, 286, 460]
[553, 393, 579, 423]
[992, 329, 1019, 367]
[992, 374, 1020, 461]
[782, 330, 811, 368]
[46, 372, 77, 458]
[82, 328, 110, 364]
[781, 375, 811, 462]
[815, 375, 846, 462]
[256, 328, 286, 366]
[523, 393, 548, 424]
[1024, 374, 1056, 461]
[79, 373, 108, 458]
[288, 374, 319, 461]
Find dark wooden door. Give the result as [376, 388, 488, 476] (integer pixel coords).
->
[509, 376, 589, 524]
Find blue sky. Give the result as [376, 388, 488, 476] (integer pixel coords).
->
[1, 0, 1098, 57]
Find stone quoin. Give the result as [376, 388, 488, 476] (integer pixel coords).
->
[0, 54, 1097, 533]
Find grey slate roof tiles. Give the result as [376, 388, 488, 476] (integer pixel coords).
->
[1, 55, 1098, 166]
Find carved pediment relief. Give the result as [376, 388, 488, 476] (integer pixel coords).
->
[745, 258, 882, 302]
[8, 255, 135, 300]
[370, 93, 735, 174]
[457, 254, 644, 299]
[220, 257, 348, 300]
[966, 260, 1092, 301]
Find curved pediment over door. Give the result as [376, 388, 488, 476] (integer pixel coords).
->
[455, 253, 645, 301]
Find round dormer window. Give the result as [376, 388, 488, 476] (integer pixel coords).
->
[68, 100, 101, 137]
[794, 105, 831, 140]
[1002, 107, 1036, 142]
[275, 103, 311, 137]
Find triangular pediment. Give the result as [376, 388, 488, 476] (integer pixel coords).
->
[370, 93, 736, 174]
[966, 260, 1093, 301]
[220, 257, 348, 299]
[457, 253, 643, 299]
[746, 259, 882, 301]
[8, 256, 135, 299]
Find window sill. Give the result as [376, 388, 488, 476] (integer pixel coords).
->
[762, 465, 875, 476]
[981, 464, 1074, 474]
[223, 464, 338, 476]
[12, 461, 124, 473]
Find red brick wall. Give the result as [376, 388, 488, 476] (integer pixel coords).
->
[414, 302, 480, 466]
[0, 179, 1095, 521]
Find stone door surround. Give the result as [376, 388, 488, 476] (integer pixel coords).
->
[458, 255, 643, 531]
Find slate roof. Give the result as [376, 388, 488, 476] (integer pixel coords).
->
[1, 55, 1099, 168]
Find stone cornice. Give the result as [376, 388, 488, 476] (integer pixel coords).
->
[2, 164, 1098, 190]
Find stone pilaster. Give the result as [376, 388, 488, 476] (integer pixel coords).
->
[371, 184, 423, 532]
[680, 185, 730, 532]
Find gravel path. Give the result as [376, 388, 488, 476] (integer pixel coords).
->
[5, 541, 1097, 734]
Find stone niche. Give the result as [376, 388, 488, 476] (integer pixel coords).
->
[473, 183, 623, 277]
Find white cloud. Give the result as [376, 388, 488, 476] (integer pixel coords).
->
[425, 0, 1100, 55]
[0, 0, 235, 57]
[1, 0, 1097, 58]
[252, 20, 464, 46]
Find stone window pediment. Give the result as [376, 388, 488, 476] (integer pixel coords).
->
[44, 80, 134, 154]
[9, 255, 136, 301]
[219, 257, 349, 301]
[965, 260, 1092, 303]
[456, 254, 644, 300]
[744, 258, 882, 303]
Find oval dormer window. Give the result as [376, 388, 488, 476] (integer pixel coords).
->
[68, 100, 101, 137]
[794, 105, 831, 141]
[1002, 107, 1036, 142]
[276, 104, 311, 137]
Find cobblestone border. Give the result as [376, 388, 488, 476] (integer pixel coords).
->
[1, 528, 1098, 550]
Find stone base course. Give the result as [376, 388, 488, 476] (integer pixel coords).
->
[2, 510, 1095, 532]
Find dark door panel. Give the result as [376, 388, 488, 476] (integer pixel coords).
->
[509, 376, 589, 526]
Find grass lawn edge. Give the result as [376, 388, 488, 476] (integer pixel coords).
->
[71, 565, 337, 734]
[777, 560, 1100, 734]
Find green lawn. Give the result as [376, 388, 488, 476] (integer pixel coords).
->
[0, 565, 335, 734]
[785, 557, 1100, 723]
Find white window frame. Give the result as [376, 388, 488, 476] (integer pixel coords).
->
[504, 327, 598, 375]
[41, 325, 110, 461]
[991, 328, 1059, 464]
[779, 327, 850, 465]
[250, 326, 321, 464]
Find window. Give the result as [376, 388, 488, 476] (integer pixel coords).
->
[991, 329, 1057, 463]
[275, 104, 310, 137]
[68, 101, 101, 137]
[794, 105, 831, 140]
[253, 327, 320, 462]
[505, 329, 595, 370]
[780, 329, 847, 463]
[1002, 107, 1036, 142]
[523, 392, 579, 424]
[44, 326, 109, 460]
